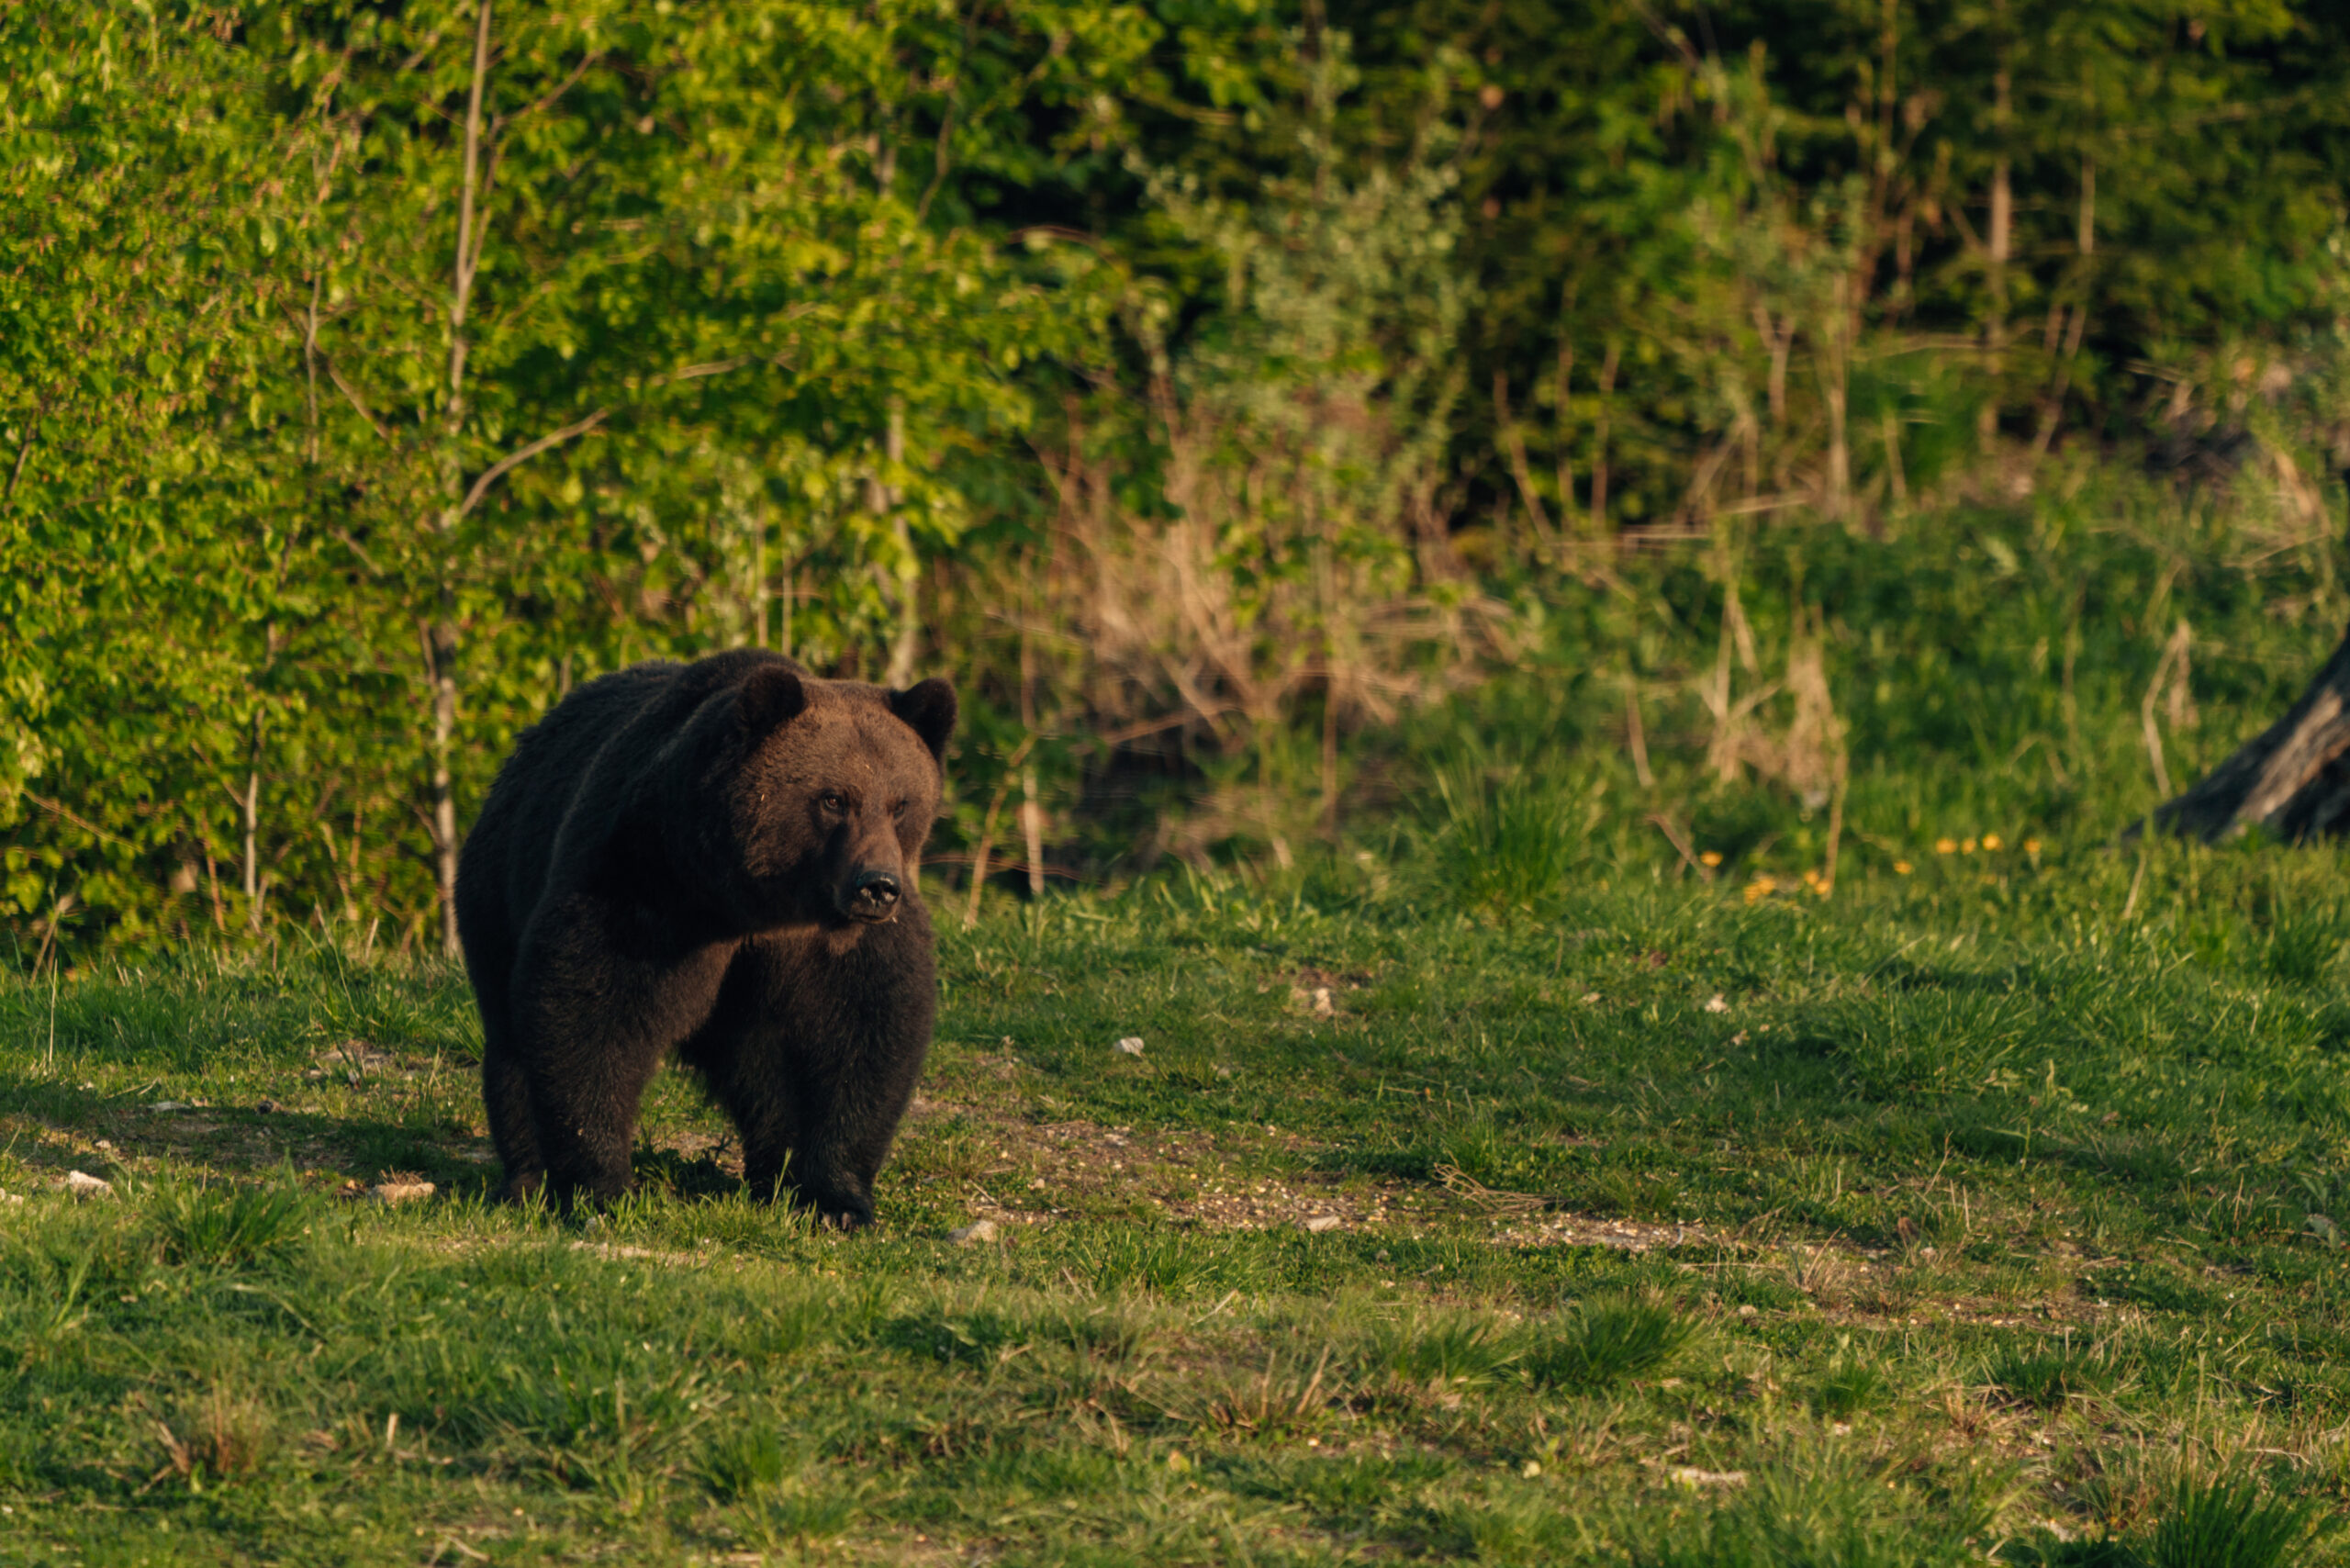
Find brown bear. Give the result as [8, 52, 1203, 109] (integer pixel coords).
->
[453, 649, 955, 1226]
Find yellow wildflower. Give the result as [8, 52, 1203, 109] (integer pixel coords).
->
[1935, 838, 1958, 855]
[1961, 837, 1978, 854]
[1743, 877, 1776, 904]
[2023, 838, 2042, 856]
[1982, 834, 2003, 851]
[1894, 860, 1913, 875]
[1699, 850, 1723, 868]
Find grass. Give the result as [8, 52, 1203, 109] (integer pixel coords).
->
[4, 831, 2350, 1562]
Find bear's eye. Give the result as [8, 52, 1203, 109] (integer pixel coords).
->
[819, 791, 848, 815]
[890, 800, 908, 820]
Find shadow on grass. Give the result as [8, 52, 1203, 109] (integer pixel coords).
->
[0, 1073, 776, 1208]
[0, 1073, 499, 1196]
[630, 1145, 744, 1200]
[1874, 960, 2042, 994]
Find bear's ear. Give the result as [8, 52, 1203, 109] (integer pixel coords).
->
[890, 678, 957, 765]
[735, 665, 807, 734]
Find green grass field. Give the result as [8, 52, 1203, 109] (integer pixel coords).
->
[5, 836, 2350, 1565]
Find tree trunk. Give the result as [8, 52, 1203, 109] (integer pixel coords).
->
[878, 406, 920, 689]
[241, 765, 263, 932]
[1979, 22, 2011, 454]
[426, 0, 492, 961]
[2152, 621, 2350, 842]
[428, 617, 462, 955]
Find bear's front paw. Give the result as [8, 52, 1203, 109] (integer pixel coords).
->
[817, 1203, 875, 1232]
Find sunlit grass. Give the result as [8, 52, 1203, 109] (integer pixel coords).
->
[4, 844, 2350, 1561]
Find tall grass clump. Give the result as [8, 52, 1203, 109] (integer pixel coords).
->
[699, 1428, 789, 1501]
[1520, 1294, 1693, 1391]
[1982, 1338, 2129, 1410]
[2143, 1476, 2322, 1568]
[1358, 1312, 1519, 1390]
[1423, 755, 1580, 920]
[150, 1178, 315, 1270]
[1629, 1460, 1989, 1567]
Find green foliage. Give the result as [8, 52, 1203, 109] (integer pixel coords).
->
[5, 0, 2350, 961]
[1350, 0, 2350, 533]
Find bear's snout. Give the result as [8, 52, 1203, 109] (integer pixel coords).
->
[842, 868, 902, 923]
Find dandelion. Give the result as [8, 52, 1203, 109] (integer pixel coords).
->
[1982, 834, 2003, 851]
[1699, 851, 1723, 868]
[1961, 837, 1978, 854]
[2023, 838, 2042, 856]
[1894, 861, 1913, 875]
[1743, 877, 1777, 905]
[1935, 838, 1958, 855]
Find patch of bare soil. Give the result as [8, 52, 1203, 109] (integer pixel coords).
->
[901, 1093, 1722, 1251]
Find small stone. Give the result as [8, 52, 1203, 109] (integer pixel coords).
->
[1303, 1215, 1341, 1233]
[1737, 1304, 1758, 1320]
[64, 1170, 114, 1200]
[95, 1140, 113, 1151]
[148, 1102, 188, 1114]
[1703, 994, 1729, 1014]
[1028, 1177, 1046, 1190]
[371, 1180, 436, 1205]
[1581, 992, 1601, 1004]
[947, 1219, 1000, 1245]
[1521, 1461, 1543, 1479]
[1311, 987, 1334, 1018]
[1113, 1036, 1146, 1057]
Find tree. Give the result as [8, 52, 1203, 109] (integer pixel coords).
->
[2150, 610, 2350, 842]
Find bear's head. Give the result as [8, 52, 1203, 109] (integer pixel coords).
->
[690, 662, 957, 931]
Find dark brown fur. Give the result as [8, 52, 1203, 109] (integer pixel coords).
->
[453, 649, 956, 1225]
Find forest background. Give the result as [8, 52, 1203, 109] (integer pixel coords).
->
[5, 0, 2350, 960]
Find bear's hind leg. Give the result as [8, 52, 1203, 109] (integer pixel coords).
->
[511, 905, 733, 1207]
[465, 952, 546, 1202]
[482, 1034, 545, 1202]
[680, 957, 800, 1205]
